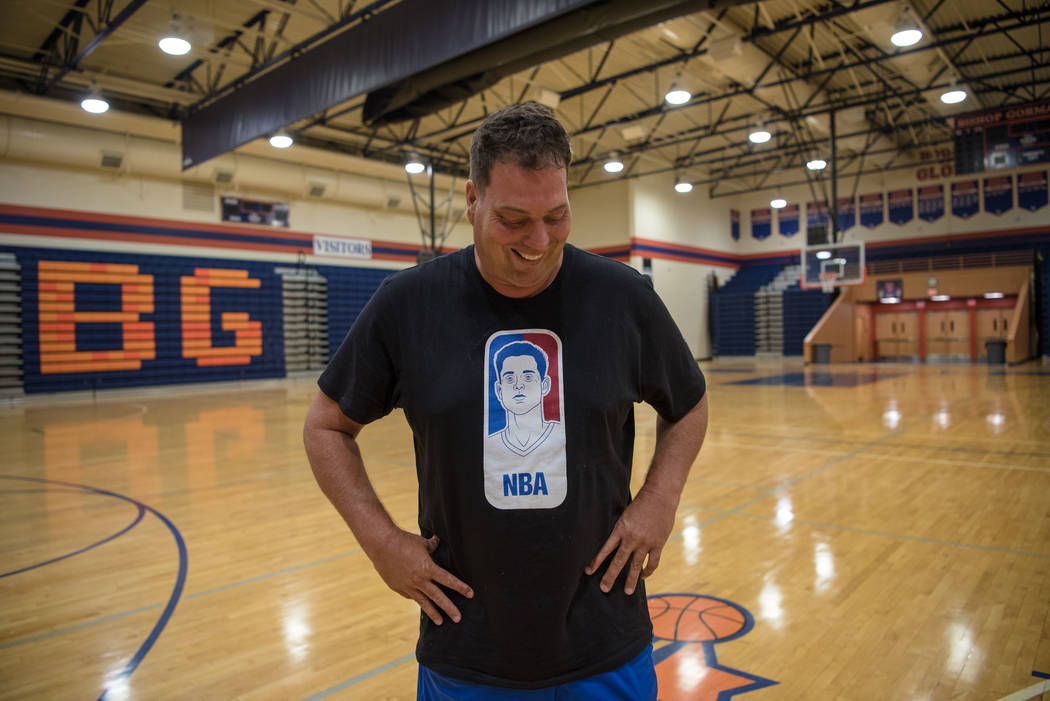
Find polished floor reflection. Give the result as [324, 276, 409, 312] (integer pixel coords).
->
[1, 359, 1048, 700]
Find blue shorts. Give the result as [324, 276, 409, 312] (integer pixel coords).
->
[417, 643, 656, 700]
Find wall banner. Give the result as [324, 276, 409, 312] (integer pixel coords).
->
[837, 197, 856, 232]
[887, 189, 914, 225]
[730, 209, 740, 240]
[1018, 170, 1048, 211]
[859, 193, 884, 228]
[778, 204, 799, 237]
[917, 184, 945, 222]
[983, 175, 1014, 215]
[951, 180, 980, 218]
[751, 208, 772, 239]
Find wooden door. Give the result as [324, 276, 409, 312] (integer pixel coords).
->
[945, 310, 971, 358]
[875, 311, 896, 359]
[926, 310, 950, 358]
[897, 311, 919, 358]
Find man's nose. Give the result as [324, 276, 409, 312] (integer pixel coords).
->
[513, 374, 525, 390]
[521, 221, 550, 249]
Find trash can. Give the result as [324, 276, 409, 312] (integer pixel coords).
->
[813, 344, 831, 364]
[985, 340, 1006, 365]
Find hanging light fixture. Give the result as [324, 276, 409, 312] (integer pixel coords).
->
[749, 125, 772, 144]
[159, 14, 192, 55]
[940, 88, 967, 104]
[770, 196, 787, 209]
[664, 83, 691, 106]
[890, 9, 923, 47]
[80, 83, 109, 114]
[604, 152, 624, 173]
[806, 158, 827, 171]
[404, 154, 426, 174]
[269, 132, 293, 148]
[674, 179, 693, 193]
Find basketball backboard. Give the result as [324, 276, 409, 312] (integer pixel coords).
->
[801, 241, 865, 293]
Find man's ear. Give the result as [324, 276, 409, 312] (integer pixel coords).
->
[541, 376, 551, 397]
[465, 180, 479, 225]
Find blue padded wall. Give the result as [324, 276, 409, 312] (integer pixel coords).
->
[713, 265, 784, 356]
[11, 246, 285, 393]
[315, 264, 393, 359]
[782, 288, 831, 356]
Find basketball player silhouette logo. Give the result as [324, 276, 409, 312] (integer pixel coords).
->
[648, 593, 777, 699]
[483, 330, 566, 510]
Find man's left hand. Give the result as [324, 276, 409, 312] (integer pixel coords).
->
[584, 487, 679, 595]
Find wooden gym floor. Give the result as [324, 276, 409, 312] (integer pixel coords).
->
[1, 358, 1048, 700]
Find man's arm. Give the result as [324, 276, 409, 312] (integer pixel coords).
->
[303, 390, 473, 624]
[585, 393, 708, 594]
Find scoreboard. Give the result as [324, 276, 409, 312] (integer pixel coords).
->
[954, 100, 1050, 175]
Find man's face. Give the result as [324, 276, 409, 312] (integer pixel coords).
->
[466, 160, 571, 298]
[495, 355, 551, 416]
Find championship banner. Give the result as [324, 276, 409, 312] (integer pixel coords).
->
[778, 203, 799, 237]
[917, 184, 945, 222]
[887, 189, 914, 225]
[806, 201, 829, 231]
[837, 197, 856, 232]
[859, 193, 884, 228]
[730, 209, 740, 240]
[1018, 170, 1048, 211]
[751, 208, 771, 240]
[983, 175, 1014, 215]
[952, 180, 980, 218]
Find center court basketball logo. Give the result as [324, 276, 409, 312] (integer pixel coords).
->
[649, 594, 777, 699]
[483, 329, 567, 509]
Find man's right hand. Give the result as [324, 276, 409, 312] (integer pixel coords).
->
[370, 530, 473, 625]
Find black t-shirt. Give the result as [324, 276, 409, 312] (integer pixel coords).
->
[319, 243, 706, 688]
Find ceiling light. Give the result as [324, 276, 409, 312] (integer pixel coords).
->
[404, 155, 425, 174]
[80, 96, 109, 114]
[882, 297, 901, 304]
[940, 89, 967, 104]
[890, 28, 922, 47]
[931, 294, 950, 301]
[806, 159, 827, 171]
[749, 128, 771, 144]
[269, 132, 293, 148]
[665, 88, 691, 105]
[674, 181, 693, 193]
[816, 250, 832, 260]
[604, 153, 624, 173]
[770, 197, 787, 209]
[984, 292, 1004, 299]
[159, 36, 191, 56]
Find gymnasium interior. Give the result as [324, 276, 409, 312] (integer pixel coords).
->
[1, 2, 1048, 700]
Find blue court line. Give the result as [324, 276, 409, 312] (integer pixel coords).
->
[1035, 671, 1050, 680]
[0, 475, 187, 701]
[300, 652, 416, 701]
[1, 503, 145, 578]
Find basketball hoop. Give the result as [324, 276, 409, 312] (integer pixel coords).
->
[819, 271, 838, 294]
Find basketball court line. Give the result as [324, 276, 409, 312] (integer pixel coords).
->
[707, 439, 1050, 474]
[300, 652, 416, 701]
[995, 677, 1050, 701]
[0, 546, 364, 651]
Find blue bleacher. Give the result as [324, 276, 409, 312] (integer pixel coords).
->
[713, 265, 784, 356]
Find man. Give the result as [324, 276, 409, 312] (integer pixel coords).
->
[303, 101, 708, 699]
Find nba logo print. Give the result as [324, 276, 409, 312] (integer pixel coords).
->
[483, 329, 567, 509]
